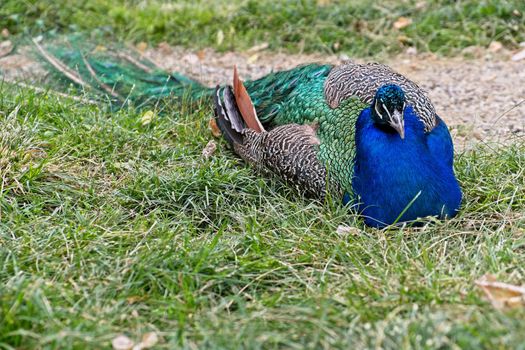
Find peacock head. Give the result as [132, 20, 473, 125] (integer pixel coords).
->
[371, 84, 406, 139]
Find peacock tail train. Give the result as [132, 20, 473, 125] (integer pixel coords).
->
[31, 34, 212, 110]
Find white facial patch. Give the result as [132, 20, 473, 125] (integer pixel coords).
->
[382, 103, 392, 120]
[374, 100, 384, 120]
[391, 109, 403, 125]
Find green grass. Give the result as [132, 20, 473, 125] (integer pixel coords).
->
[0, 83, 524, 349]
[1, 1, 525, 347]
[1, 0, 524, 57]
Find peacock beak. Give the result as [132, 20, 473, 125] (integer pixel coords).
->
[389, 109, 405, 139]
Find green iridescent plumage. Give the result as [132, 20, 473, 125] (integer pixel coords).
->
[34, 36, 210, 109]
[240, 65, 366, 195]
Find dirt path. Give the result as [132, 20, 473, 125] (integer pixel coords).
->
[1, 45, 524, 147]
[145, 46, 525, 148]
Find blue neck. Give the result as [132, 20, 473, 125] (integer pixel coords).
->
[349, 106, 462, 227]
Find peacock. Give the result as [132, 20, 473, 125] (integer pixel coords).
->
[30, 37, 462, 227]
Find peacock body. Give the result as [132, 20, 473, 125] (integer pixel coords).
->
[214, 63, 461, 227]
[34, 40, 462, 227]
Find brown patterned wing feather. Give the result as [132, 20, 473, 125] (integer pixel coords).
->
[234, 124, 331, 199]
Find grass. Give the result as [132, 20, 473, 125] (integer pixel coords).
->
[1, 0, 524, 57]
[0, 82, 524, 349]
[1, 0, 525, 348]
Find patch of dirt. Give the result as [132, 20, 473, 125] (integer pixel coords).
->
[1, 44, 524, 147]
[0, 51, 46, 81]
[145, 46, 525, 147]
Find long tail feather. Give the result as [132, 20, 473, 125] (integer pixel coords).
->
[31, 34, 212, 109]
[214, 86, 243, 145]
[222, 85, 245, 133]
[114, 51, 154, 73]
[80, 54, 123, 100]
[233, 66, 265, 132]
[214, 68, 267, 148]
[32, 39, 89, 88]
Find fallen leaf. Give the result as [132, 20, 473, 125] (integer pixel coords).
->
[136, 42, 148, 53]
[336, 225, 361, 237]
[126, 296, 144, 304]
[393, 17, 412, 30]
[209, 118, 222, 137]
[397, 35, 412, 45]
[246, 42, 269, 54]
[202, 140, 217, 159]
[94, 45, 107, 52]
[112, 335, 134, 350]
[353, 20, 368, 32]
[140, 332, 159, 348]
[183, 53, 200, 65]
[511, 48, 525, 61]
[197, 49, 206, 60]
[0, 40, 13, 58]
[488, 41, 503, 53]
[158, 41, 171, 55]
[415, 1, 426, 10]
[217, 30, 224, 46]
[462, 45, 484, 58]
[140, 110, 155, 126]
[247, 54, 259, 64]
[475, 274, 525, 310]
[472, 131, 483, 140]
[1, 28, 9, 38]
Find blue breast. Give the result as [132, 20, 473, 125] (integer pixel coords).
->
[348, 106, 462, 227]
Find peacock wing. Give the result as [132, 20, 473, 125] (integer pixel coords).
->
[237, 124, 332, 199]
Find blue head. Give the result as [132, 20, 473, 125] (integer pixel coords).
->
[371, 84, 406, 139]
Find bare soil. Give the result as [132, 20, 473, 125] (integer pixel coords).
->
[1, 44, 524, 147]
